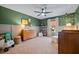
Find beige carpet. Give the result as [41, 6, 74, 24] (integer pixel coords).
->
[4, 36, 58, 54]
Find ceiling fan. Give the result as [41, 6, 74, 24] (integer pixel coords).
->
[34, 6, 52, 16]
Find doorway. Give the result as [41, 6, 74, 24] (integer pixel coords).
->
[47, 18, 59, 37]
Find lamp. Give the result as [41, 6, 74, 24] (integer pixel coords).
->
[21, 19, 28, 25]
[66, 23, 72, 26]
[21, 19, 28, 29]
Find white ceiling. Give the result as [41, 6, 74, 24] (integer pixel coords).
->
[0, 4, 79, 19]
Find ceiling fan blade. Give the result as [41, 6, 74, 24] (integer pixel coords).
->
[34, 11, 41, 13]
[37, 13, 41, 16]
[45, 12, 52, 14]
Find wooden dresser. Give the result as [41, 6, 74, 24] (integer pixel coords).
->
[58, 30, 79, 54]
[21, 30, 36, 41]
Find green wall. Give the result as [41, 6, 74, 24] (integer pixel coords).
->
[59, 13, 75, 26]
[39, 20, 47, 26]
[75, 7, 79, 24]
[0, 6, 40, 26]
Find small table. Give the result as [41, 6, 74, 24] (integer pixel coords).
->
[14, 36, 21, 44]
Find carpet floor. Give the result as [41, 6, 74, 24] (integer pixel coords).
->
[4, 36, 58, 54]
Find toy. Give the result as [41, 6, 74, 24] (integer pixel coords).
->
[0, 32, 15, 52]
